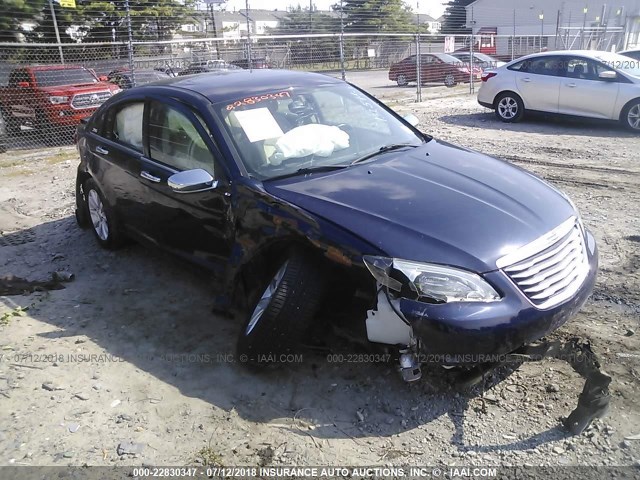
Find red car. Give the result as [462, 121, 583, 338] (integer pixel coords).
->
[0, 65, 121, 136]
[389, 53, 482, 87]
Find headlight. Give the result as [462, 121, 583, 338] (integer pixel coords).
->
[48, 95, 69, 104]
[363, 256, 500, 303]
[111, 88, 122, 95]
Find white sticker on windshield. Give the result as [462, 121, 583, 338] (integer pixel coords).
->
[232, 107, 284, 143]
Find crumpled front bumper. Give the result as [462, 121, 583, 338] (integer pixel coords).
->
[399, 229, 598, 363]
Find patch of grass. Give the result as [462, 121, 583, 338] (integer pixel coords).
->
[196, 446, 224, 467]
[45, 150, 77, 165]
[0, 306, 28, 325]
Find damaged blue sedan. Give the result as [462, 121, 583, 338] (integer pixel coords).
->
[74, 69, 598, 382]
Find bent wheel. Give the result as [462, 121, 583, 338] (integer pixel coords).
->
[237, 248, 325, 366]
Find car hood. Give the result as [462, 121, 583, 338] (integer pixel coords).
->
[263, 139, 575, 273]
[40, 82, 114, 94]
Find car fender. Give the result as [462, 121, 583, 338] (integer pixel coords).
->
[216, 180, 384, 310]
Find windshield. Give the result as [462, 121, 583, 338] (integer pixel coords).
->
[594, 52, 640, 78]
[215, 83, 425, 180]
[34, 68, 98, 87]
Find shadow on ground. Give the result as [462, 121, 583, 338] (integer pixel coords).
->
[0, 216, 574, 453]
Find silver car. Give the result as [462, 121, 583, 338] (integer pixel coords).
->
[477, 50, 640, 132]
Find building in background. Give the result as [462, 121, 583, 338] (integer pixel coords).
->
[464, 0, 640, 57]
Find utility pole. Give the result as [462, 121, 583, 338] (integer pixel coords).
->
[245, 0, 252, 70]
[209, 3, 220, 59]
[581, 6, 588, 49]
[48, 0, 65, 64]
[125, 0, 135, 86]
[339, 0, 345, 81]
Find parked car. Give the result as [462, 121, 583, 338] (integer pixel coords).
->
[620, 49, 640, 61]
[229, 57, 270, 70]
[178, 59, 239, 76]
[0, 65, 121, 136]
[75, 69, 597, 380]
[478, 50, 640, 132]
[389, 53, 482, 87]
[154, 65, 182, 76]
[107, 68, 171, 89]
[451, 51, 506, 70]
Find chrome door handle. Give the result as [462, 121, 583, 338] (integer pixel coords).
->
[521, 78, 532, 82]
[566, 83, 577, 87]
[140, 171, 161, 183]
[95, 146, 109, 155]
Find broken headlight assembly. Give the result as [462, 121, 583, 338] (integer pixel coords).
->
[363, 256, 501, 303]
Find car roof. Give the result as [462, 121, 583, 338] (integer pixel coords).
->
[135, 69, 343, 104]
[23, 64, 88, 71]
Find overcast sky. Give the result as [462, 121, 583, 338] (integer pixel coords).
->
[220, 1, 447, 18]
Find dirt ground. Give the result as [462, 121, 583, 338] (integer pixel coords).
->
[0, 92, 639, 469]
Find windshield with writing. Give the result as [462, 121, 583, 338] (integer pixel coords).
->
[216, 83, 425, 180]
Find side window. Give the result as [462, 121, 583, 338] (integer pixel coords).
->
[9, 69, 30, 86]
[518, 56, 565, 77]
[148, 101, 216, 175]
[508, 60, 526, 71]
[566, 58, 593, 80]
[109, 102, 144, 151]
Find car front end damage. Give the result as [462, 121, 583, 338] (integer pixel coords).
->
[359, 216, 608, 434]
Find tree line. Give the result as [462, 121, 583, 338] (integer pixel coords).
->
[0, 0, 443, 44]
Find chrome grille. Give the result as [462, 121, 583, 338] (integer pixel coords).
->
[70, 91, 112, 109]
[497, 217, 589, 310]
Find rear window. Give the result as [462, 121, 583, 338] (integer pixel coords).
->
[34, 69, 98, 87]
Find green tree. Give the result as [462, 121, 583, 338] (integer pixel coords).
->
[338, 0, 415, 34]
[441, 0, 474, 34]
[270, 6, 341, 66]
[0, 0, 47, 42]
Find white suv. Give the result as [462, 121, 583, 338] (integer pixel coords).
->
[477, 50, 640, 132]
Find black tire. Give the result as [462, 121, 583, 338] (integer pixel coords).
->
[1, 108, 19, 135]
[396, 74, 408, 86]
[494, 92, 524, 123]
[620, 100, 640, 133]
[237, 248, 326, 365]
[83, 178, 124, 249]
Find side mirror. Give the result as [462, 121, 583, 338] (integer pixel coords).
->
[168, 168, 217, 193]
[17, 81, 30, 88]
[403, 113, 420, 127]
[598, 70, 617, 81]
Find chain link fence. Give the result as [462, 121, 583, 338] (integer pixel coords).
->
[0, 1, 639, 153]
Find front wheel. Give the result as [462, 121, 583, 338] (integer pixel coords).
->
[495, 92, 524, 123]
[621, 100, 640, 132]
[396, 74, 408, 86]
[83, 178, 124, 249]
[237, 248, 326, 365]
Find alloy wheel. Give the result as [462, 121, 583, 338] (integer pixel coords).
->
[87, 189, 109, 241]
[245, 261, 289, 335]
[628, 104, 640, 131]
[498, 97, 518, 119]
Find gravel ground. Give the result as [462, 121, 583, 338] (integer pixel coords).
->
[0, 92, 639, 470]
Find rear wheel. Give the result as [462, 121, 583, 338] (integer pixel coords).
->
[495, 92, 524, 123]
[396, 74, 408, 86]
[444, 74, 457, 87]
[621, 100, 640, 133]
[84, 178, 124, 249]
[237, 248, 325, 366]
